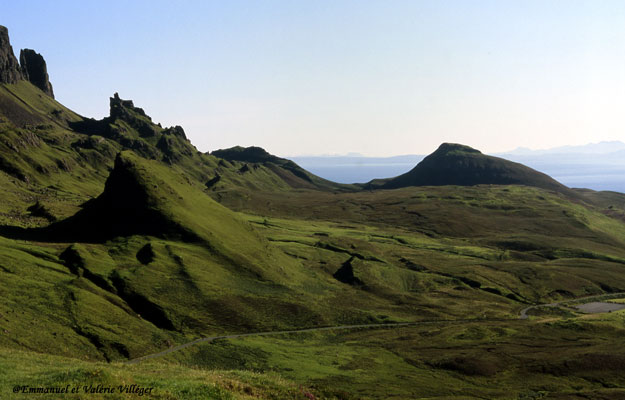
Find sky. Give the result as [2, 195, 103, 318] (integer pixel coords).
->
[3, 0, 625, 157]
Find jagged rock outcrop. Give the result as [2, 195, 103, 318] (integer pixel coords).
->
[110, 92, 149, 120]
[0, 26, 54, 98]
[69, 93, 196, 163]
[162, 125, 187, 140]
[136, 243, 155, 264]
[333, 256, 363, 286]
[20, 49, 54, 98]
[0, 26, 22, 84]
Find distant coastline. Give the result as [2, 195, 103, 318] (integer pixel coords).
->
[291, 142, 625, 192]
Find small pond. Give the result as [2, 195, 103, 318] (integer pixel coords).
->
[575, 302, 625, 313]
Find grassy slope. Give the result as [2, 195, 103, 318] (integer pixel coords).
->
[161, 311, 625, 399]
[0, 347, 314, 400]
[0, 81, 117, 225]
[6, 152, 625, 397]
[0, 81, 81, 127]
[377, 143, 571, 194]
[4, 82, 625, 398]
[0, 234, 176, 361]
[0, 151, 322, 360]
[211, 145, 354, 192]
[0, 82, 353, 228]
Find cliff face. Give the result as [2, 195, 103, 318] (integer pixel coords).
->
[20, 49, 54, 98]
[0, 26, 22, 84]
[0, 26, 54, 98]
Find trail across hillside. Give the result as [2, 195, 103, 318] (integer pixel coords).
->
[124, 319, 504, 365]
[125, 292, 625, 365]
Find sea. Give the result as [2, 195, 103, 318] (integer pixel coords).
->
[293, 158, 625, 194]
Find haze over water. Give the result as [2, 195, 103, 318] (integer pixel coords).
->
[292, 142, 625, 193]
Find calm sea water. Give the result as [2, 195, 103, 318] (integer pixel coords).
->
[304, 164, 415, 184]
[551, 171, 625, 193]
[299, 162, 625, 193]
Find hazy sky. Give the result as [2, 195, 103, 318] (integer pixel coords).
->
[4, 1, 625, 156]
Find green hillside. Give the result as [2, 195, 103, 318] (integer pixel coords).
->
[3, 25, 625, 399]
[377, 143, 571, 194]
[211, 146, 351, 191]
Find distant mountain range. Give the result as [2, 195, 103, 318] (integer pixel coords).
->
[497, 142, 625, 192]
[497, 141, 625, 168]
[500, 141, 625, 156]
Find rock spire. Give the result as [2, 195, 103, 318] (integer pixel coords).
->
[0, 25, 54, 98]
[20, 49, 54, 97]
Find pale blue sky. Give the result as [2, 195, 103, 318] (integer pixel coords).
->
[3, 1, 625, 156]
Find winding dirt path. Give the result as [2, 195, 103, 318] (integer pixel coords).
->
[124, 292, 625, 365]
[124, 318, 502, 365]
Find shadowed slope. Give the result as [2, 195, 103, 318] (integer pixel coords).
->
[41, 150, 302, 282]
[46, 152, 195, 242]
[379, 143, 570, 193]
[44, 152, 271, 252]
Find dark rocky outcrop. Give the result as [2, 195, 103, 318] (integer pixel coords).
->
[204, 174, 221, 189]
[333, 256, 362, 285]
[156, 134, 194, 163]
[136, 243, 155, 265]
[27, 200, 56, 222]
[0, 26, 22, 84]
[70, 93, 195, 163]
[109, 93, 160, 140]
[59, 245, 85, 275]
[20, 49, 54, 98]
[109, 92, 149, 120]
[1, 26, 54, 98]
[162, 125, 187, 140]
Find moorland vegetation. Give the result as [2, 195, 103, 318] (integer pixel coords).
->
[2, 26, 625, 399]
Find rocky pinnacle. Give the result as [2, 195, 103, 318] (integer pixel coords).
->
[20, 49, 54, 98]
[0, 25, 54, 98]
[0, 25, 23, 84]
